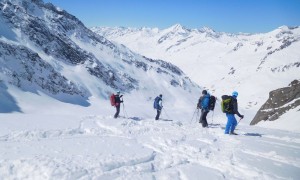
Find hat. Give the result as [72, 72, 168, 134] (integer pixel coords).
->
[117, 91, 120, 95]
[202, 90, 207, 95]
[159, 94, 162, 97]
[232, 91, 238, 97]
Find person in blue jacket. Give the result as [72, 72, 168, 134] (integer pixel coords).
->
[154, 94, 163, 120]
[225, 91, 244, 135]
[197, 90, 210, 127]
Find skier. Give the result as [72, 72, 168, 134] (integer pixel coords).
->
[197, 90, 210, 127]
[154, 94, 163, 120]
[224, 91, 244, 135]
[114, 91, 123, 118]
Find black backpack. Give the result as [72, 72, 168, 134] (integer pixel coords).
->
[209, 95, 216, 111]
[221, 95, 233, 113]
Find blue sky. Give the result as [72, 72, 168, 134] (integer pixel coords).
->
[44, 0, 300, 33]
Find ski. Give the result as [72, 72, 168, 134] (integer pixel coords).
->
[158, 118, 173, 121]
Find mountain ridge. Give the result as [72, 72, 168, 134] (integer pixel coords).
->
[0, 0, 199, 114]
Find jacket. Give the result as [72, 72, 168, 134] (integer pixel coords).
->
[114, 95, 123, 106]
[197, 94, 210, 111]
[230, 96, 242, 118]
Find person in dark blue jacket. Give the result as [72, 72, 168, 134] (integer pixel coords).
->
[114, 91, 123, 118]
[197, 90, 210, 127]
[225, 91, 244, 135]
[154, 94, 163, 120]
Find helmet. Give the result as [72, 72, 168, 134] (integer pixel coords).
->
[232, 91, 238, 97]
[117, 91, 120, 95]
[159, 94, 162, 97]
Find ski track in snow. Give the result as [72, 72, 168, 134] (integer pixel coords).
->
[0, 116, 300, 179]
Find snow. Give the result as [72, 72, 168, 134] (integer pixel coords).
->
[258, 107, 300, 132]
[0, 16, 17, 42]
[1, 1, 300, 179]
[91, 25, 300, 131]
[0, 109, 299, 179]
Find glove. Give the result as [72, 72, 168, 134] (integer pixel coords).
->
[240, 115, 244, 119]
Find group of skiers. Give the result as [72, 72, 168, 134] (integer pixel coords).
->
[196, 90, 244, 135]
[110, 90, 244, 135]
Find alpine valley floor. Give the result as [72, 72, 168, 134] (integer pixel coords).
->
[0, 113, 299, 180]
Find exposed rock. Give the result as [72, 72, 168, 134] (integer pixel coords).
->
[250, 80, 300, 125]
[0, 40, 88, 98]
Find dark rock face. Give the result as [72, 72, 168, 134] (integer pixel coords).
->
[0, 41, 89, 100]
[250, 80, 300, 125]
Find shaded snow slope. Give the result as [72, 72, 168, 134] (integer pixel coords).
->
[0, 114, 299, 179]
[92, 25, 300, 127]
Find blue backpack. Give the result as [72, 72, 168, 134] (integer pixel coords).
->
[201, 94, 210, 110]
[153, 97, 161, 109]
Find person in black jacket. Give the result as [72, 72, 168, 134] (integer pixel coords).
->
[114, 91, 123, 118]
[225, 91, 244, 135]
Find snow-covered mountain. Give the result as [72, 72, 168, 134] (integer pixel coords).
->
[92, 24, 300, 126]
[0, 0, 199, 115]
[1, 1, 300, 179]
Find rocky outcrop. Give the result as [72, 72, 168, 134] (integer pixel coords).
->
[0, 40, 90, 106]
[250, 80, 300, 125]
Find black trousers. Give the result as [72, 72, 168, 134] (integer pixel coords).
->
[199, 109, 209, 127]
[114, 105, 120, 118]
[155, 109, 161, 120]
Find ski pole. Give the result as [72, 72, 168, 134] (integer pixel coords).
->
[196, 109, 200, 123]
[211, 110, 214, 125]
[122, 98, 128, 118]
[162, 107, 170, 119]
[190, 108, 198, 123]
[237, 118, 243, 124]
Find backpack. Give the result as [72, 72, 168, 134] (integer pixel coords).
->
[201, 95, 210, 109]
[221, 95, 233, 113]
[110, 94, 116, 106]
[209, 95, 216, 111]
[153, 97, 160, 109]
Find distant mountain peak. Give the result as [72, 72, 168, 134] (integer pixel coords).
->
[167, 23, 189, 33]
[198, 26, 215, 33]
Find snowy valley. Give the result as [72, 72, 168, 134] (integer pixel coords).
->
[92, 24, 300, 129]
[0, 0, 299, 179]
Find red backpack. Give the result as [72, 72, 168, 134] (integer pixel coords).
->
[110, 94, 116, 106]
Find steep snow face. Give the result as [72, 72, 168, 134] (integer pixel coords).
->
[92, 25, 300, 124]
[0, 0, 200, 113]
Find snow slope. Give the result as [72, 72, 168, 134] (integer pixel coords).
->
[0, 1, 300, 179]
[92, 24, 300, 128]
[0, 113, 300, 179]
[0, 0, 199, 115]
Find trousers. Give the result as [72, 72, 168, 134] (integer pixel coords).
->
[114, 105, 120, 118]
[225, 113, 237, 134]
